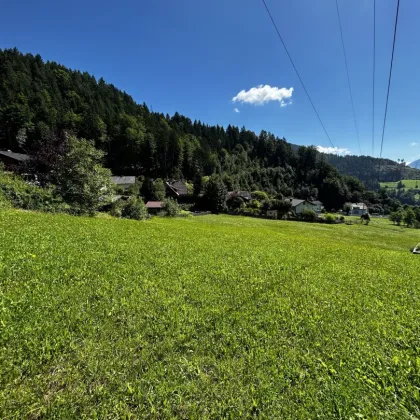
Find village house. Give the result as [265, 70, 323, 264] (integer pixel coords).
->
[145, 201, 164, 214]
[350, 202, 368, 216]
[0, 150, 29, 170]
[289, 198, 317, 215]
[111, 176, 136, 191]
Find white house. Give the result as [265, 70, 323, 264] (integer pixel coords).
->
[350, 203, 368, 215]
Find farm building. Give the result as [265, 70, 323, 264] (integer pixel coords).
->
[111, 176, 136, 190]
[145, 201, 164, 214]
[289, 198, 317, 215]
[0, 150, 29, 170]
[350, 203, 368, 215]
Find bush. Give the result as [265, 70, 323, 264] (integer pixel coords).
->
[404, 208, 416, 227]
[185, 182, 194, 195]
[126, 183, 140, 196]
[121, 197, 147, 220]
[153, 179, 166, 201]
[109, 199, 125, 218]
[369, 204, 384, 215]
[361, 213, 371, 225]
[300, 209, 317, 222]
[163, 198, 181, 217]
[0, 171, 67, 213]
[324, 214, 335, 224]
[0, 190, 11, 210]
[179, 203, 194, 212]
[248, 199, 261, 210]
[179, 210, 191, 217]
[226, 195, 245, 211]
[252, 191, 269, 201]
[389, 210, 404, 225]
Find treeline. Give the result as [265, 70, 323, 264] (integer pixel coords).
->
[386, 187, 420, 206]
[0, 48, 412, 211]
[389, 206, 420, 229]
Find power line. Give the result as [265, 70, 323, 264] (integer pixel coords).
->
[372, 0, 376, 157]
[335, 0, 362, 156]
[379, 0, 400, 159]
[260, 0, 335, 149]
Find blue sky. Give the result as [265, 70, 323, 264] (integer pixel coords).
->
[1, 0, 419, 162]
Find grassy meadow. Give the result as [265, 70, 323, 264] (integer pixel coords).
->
[1, 211, 420, 418]
[380, 179, 419, 189]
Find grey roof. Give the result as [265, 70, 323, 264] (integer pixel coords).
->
[311, 200, 324, 206]
[111, 176, 136, 185]
[238, 191, 252, 200]
[290, 198, 306, 207]
[166, 181, 189, 196]
[0, 150, 29, 162]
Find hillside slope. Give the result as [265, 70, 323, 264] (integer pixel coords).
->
[1, 48, 417, 196]
[325, 154, 420, 189]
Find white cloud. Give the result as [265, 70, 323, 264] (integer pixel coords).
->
[232, 84, 293, 106]
[410, 142, 418, 146]
[233, 108, 240, 113]
[316, 146, 351, 155]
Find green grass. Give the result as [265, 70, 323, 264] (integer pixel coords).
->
[1, 211, 420, 418]
[380, 179, 419, 189]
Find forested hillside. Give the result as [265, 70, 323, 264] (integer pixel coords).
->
[325, 154, 420, 189]
[0, 48, 413, 210]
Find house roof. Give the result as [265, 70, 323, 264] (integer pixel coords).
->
[311, 200, 324, 206]
[165, 180, 188, 196]
[146, 201, 164, 209]
[165, 182, 179, 196]
[237, 190, 252, 200]
[111, 176, 136, 185]
[0, 150, 29, 162]
[290, 198, 306, 207]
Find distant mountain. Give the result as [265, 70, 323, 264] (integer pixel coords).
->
[409, 159, 420, 169]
